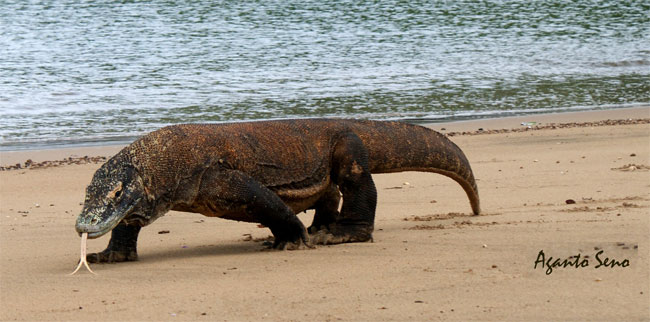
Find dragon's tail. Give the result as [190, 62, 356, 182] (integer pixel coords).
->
[346, 120, 480, 215]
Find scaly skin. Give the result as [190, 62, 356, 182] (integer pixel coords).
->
[75, 119, 480, 263]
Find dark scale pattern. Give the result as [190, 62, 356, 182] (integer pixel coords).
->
[127, 121, 336, 201]
[76, 119, 480, 262]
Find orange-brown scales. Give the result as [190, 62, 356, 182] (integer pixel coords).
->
[75, 119, 480, 263]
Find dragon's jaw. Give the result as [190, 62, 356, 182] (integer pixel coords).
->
[75, 211, 127, 239]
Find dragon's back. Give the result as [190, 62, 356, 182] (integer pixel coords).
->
[126, 120, 339, 198]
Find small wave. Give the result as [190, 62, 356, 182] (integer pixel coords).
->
[597, 60, 650, 67]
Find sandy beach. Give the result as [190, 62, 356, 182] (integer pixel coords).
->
[1, 107, 648, 321]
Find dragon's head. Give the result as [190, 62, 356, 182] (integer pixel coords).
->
[75, 153, 146, 239]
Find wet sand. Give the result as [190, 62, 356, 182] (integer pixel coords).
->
[1, 106, 648, 321]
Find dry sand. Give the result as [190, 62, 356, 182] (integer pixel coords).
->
[1, 107, 649, 321]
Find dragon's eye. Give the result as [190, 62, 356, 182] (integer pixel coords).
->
[107, 182, 123, 200]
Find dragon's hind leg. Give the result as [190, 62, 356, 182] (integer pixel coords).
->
[310, 133, 377, 244]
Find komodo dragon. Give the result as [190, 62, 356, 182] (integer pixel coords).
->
[75, 119, 480, 263]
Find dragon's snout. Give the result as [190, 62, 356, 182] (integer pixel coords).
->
[75, 223, 104, 238]
[75, 211, 118, 238]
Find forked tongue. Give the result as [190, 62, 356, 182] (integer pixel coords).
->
[68, 232, 96, 275]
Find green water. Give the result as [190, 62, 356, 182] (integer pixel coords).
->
[1, 0, 648, 149]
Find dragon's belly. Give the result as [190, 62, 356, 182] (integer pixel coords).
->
[171, 177, 331, 223]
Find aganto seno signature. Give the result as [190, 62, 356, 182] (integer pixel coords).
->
[534, 249, 631, 275]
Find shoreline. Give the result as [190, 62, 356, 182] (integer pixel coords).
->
[2, 104, 648, 153]
[1, 105, 648, 168]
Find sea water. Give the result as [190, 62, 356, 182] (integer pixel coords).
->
[1, 0, 648, 150]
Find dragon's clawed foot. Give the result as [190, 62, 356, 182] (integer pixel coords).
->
[87, 249, 138, 263]
[309, 225, 374, 245]
[269, 238, 314, 250]
[307, 224, 333, 235]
